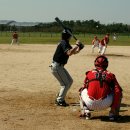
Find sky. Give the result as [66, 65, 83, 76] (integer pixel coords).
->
[0, 0, 130, 24]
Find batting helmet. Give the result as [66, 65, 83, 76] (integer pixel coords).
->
[94, 55, 108, 70]
[62, 28, 72, 40]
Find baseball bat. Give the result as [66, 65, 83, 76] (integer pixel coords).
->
[55, 17, 77, 41]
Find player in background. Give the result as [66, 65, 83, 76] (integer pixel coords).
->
[98, 33, 110, 55]
[11, 31, 19, 45]
[113, 33, 117, 41]
[91, 36, 100, 53]
[79, 55, 122, 121]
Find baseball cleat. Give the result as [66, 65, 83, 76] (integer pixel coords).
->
[55, 100, 69, 107]
[109, 113, 121, 121]
[80, 110, 91, 120]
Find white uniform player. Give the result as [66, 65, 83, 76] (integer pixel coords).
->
[113, 33, 117, 41]
[91, 36, 100, 53]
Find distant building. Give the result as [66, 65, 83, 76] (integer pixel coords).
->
[0, 20, 40, 27]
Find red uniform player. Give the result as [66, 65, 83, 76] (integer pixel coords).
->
[11, 31, 19, 45]
[98, 34, 109, 55]
[79, 55, 122, 121]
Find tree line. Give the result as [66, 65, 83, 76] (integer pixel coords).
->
[0, 19, 130, 34]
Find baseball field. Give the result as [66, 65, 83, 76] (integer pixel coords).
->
[0, 44, 130, 130]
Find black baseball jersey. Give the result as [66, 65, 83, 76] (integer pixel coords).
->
[53, 40, 72, 65]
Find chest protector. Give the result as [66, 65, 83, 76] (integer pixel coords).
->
[85, 69, 114, 90]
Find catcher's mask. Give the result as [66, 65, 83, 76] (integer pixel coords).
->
[62, 28, 72, 40]
[94, 55, 108, 70]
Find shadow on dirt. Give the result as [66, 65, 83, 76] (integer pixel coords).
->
[82, 53, 130, 58]
[121, 103, 130, 107]
[106, 54, 130, 57]
[101, 115, 130, 123]
[120, 103, 130, 112]
[70, 102, 130, 123]
[91, 103, 130, 123]
[70, 102, 80, 106]
[90, 115, 130, 123]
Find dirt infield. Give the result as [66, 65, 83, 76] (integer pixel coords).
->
[0, 44, 130, 130]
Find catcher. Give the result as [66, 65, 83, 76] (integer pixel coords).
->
[79, 55, 122, 121]
[50, 28, 84, 107]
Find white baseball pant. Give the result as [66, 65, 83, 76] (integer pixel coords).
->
[80, 88, 113, 110]
[98, 44, 107, 55]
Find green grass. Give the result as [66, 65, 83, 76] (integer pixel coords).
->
[0, 32, 130, 45]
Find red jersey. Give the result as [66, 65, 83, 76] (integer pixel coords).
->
[100, 36, 109, 46]
[83, 69, 121, 100]
[13, 33, 18, 39]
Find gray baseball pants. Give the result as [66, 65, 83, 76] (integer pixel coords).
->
[50, 61, 73, 102]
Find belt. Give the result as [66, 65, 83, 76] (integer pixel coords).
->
[52, 61, 64, 66]
[88, 96, 107, 100]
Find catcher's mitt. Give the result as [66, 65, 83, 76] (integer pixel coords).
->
[76, 42, 84, 50]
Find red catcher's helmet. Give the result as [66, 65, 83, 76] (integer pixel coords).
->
[94, 55, 108, 70]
